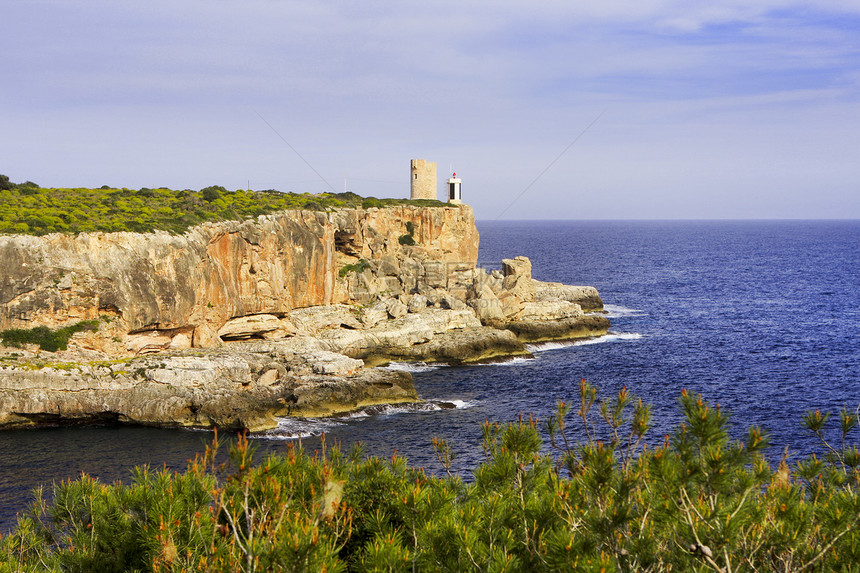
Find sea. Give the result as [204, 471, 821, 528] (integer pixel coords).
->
[1, 220, 858, 530]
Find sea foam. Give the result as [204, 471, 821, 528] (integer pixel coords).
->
[601, 304, 646, 318]
[526, 332, 642, 353]
[382, 361, 441, 373]
[257, 400, 475, 440]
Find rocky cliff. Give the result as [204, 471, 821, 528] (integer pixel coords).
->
[0, 205, 479, 350]
[0, 205, 609, 431]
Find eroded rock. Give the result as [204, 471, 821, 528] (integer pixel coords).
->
[0, 205, 611, 431]
[0, 347, 418, 431]
[534, 282, 604, 312]
[218, 314, 295, 341]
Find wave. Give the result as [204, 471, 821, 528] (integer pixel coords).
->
[526, 332, 642, 352]
[577, 332, 642, 345]
[443, 399, 475, 409]
[478, 356, 536, 367]
[254, 417, 347, 440]
[386, 356, 537, 370]
[351, 400, 475, 417]
[601, 304, 646, 318]
[255, 400, 475, 440]
[382, 361, 442, 373]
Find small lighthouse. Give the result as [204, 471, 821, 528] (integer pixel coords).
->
[447, 172, 462, 204]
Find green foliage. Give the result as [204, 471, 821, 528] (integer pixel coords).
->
[200, 185, 226, 203]
[0, 175, 446, 236]
[398, 221, 417, 246]
[4, 386, 860, 571]
[0, 320, 99, 352]
[339, 259, 372, 278]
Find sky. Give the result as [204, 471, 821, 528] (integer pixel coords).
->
[2, 1, 859, 220]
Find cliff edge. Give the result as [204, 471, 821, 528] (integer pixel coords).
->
[0, 206, 608, 430]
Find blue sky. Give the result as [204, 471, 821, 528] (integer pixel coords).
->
[2, 1, 858, 219]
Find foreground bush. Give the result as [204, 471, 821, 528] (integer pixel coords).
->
[2, 382, 859, 572]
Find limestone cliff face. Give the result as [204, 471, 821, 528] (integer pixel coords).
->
[0, 205, 479, 349]
[0, 206, 613, 431]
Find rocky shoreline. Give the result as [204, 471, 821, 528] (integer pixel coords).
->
[0, 207, 609, 431]
[0, 277, 608, 431]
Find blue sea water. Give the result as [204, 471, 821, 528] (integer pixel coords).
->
[0, 220, 858, 530]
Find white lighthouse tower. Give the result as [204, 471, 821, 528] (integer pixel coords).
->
[447, 172, 462, 204]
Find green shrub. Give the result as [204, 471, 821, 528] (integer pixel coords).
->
[398, 221, 417, 246]
[339, 259, 372, 278]
[0, 320, 99, 352]
[200, 185, 225, 203]
[3, 385, 860, 571]
[0, 177, 446, 237]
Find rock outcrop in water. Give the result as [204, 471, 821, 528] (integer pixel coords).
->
[0, 206, 608, 431]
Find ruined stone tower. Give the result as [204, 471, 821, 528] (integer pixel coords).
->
[410, 159, 437, 200]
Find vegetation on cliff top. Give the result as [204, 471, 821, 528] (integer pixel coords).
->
[0, 175, 445, 236]
[3, 382, 860, 572]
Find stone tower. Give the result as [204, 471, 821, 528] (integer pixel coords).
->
[410, 159, 437, 200]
